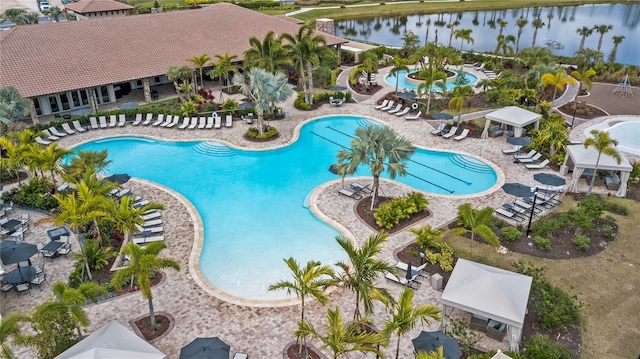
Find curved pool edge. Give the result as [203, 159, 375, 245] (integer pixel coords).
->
[575, 115, 640, 158]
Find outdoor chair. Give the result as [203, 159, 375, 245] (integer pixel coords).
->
[198, 117, 207, 129]
[117, 114, 126, 127]
[513, 149, 537, 160]
[72, 120, 87, 132]
[430, 123, 445, 135]
[454, 128, 470, 141]
[1, 282, 14, 297]
[132, 113, 143, 126]
[374, 99, 389, 110]
[395, 107, 411, 117]
[233, 353, 248, 359]
[152, 114, 164, 126]
[406, 111, 422, 120]
[214, 116, 222, 129]
[189, 117, 198, 129]
[61, 123, 76, 134]
[178, 117, 190, 129]
[469, 314, 489, 332]
[31, 272, 48, 290]
[142, 113, 153, 125]
[42, 129, 60, 141]
[48, 126, 67, 137]
[387, 104, 403, 114]
[350, 182, 372, 195]
[57, 242, 72, 258]
[380, 101, 395, 111]
[35, 137, 51, 145]
[206, 117, 214, 129]
[99, 116, 108, 128]
[16, 283, 31, 296]
[384, 272, 420, 289]
[525, 159, 550, 170]
[517, 153, 542, 163]
[89, 117, 99, 129]
[160, 115, 173, 127]
[395, 261, 429, 278]
[108, 115, 117, 127]
[166, 116, 180, 128]
[225, 115, 233, 128]
[442, 126, 459, 139]
[338, 188, 361, 200]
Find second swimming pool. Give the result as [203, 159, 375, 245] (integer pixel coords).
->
[74, 115, 497, 301]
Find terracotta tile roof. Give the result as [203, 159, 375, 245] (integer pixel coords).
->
[0, 3, 348, 98]
[275, 15, 305, 24]
[64, 0, 134, 14]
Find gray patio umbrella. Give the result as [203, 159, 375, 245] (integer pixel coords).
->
[104, 173, 131, 185]
[506, 136, 532, 147]
[238, 102, 255, 109]
[431, 113, 454, 120]
[412, 330, 463, 359]
[1, 242, 37, 265]
[71, 108, 93, 116]
[328, 86, 347, 91]
[406, 260, 414, 280]
[0, 240, 18, 250]
[534, 173, 566, 187]
[180, 337, 230, 359]
[394, 92, 417, 100]
[501, 183, 534, 198]
[118, 102, 139, 110]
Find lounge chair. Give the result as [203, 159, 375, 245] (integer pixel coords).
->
[141, 212, 161, 221]
[385, 272, 420, 289]
[501, 146, 520, 154]
[99, 116, 108, 128]
[48, 126, 66, 137]
[135, 224, 164, 234]
[189, 117, 198, 129]
[107, 115, 116, 127]
[166, 116, 180, 128]
[116, 188, 131, 198]
[453, 128, 470, 141]
[61, 123, 75, 134]
[214, 116, 222, 129]
[395, 261, 429, 278]
[495, 207, 523, 222]
[225, 115, 233, 128]
[525, 159, 550, 170]
[513, 150, 537, 160]
[441, 126, 459, 139]
[198, 117, 206, 129]
[233, 353, 248, 359]
[89, 117, 99, 129]
[142, 113, 153, 125]
[338, 188, 362, 200]
[395, 107, 411, 117]
[134, 200, 150, 208]
[517, 153, 542, 163]
[380, 101, 395, 111]
[35, 136, 51, 145]
[142, 219, 162, 227]
[152, 114, 164, 126]
[42, 129, 60, 141]
[374, 99, 389, 110]
[206, 117, 214, 129]
[178, 117, 190, 129]
[159, 115, 172, 127]
[350, 182, 372, 195]
[117, 114, 126, 127]
[72, 120, 87, 132]
[132, 235, 165, 245]
[387, 104, 403, 114]
[132, 114, 143, 126]
[430, 123, 445, 135]
[406, 111, 422, 120]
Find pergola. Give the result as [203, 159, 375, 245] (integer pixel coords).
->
[440, 259, 532, 352]
[481, 106, 542, 139]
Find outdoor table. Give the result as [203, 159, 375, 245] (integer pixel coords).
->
[1, 219, 21, 231]
[47, 226, 69, 241]
[42, 240, 64, 256]
[4, 266, 36, 284]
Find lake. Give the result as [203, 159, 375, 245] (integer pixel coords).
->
[335, 4, 639, 66]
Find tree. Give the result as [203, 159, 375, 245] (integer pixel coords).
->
[531, 18, 545, 47]
[336, 125, 415, 211]
[575, 48, 603, 69]
[453, 28, 473, 52]
[111, 242, 180, 327]
[48, 6, 62, 22]
[26, 301, 78, 359]
[583, 129, 622, 194]
[62, 149, 111, 181]
[540, 71, 576, 101]
[15, 12, 38, 25]
[0, 87, 30, 133]
[452, 203, 499, 259]
[109, 196, 164, 252]
[281, 25, 313, 104]
[24, 142, 71, 189]
[515, 18, 528, 53]
[51, 281, 107, 339]
[335, 233, 395, 322]
[1, 8, 26, 23]
[570, 68, 596, 95]
[495, 34, 515, 56]
[593, 24, 613, 52]
[1, 313, 29, 359]
[447, 21, 460, 47]
[401, 30, 421, 54]
[243, 31, 289, 73]
[0, 137, 26, 185]
[608, 35, 625, 65]
[448, 85, 473, 125]
[416, 346, 445, 359]
[576, 26, 594, 52]
[210, 52, 238, 101]
[532, 114, 568, 158]
[389, 57, 410, 94]
[417, 67, 447, 114]
[382, 288, 442, 359]
[360, 51, 379, 88]
[497, 19, 508, 37]
[165, 66, 193, 101]
[268, 258, 335, 356]
[232, 68, 293, 136]
[186, 54, 211, 89]
[517, 47, 553, 68]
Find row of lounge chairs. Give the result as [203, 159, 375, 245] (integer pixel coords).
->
[430, 124, 469, 141]
[495, 187, 563, 222]
[108, 188, 165, 245]
[502, 148, 550, 170]
[130, 113, 232, 129]
[384, 260, 429, 290]
[374, 100, 422, 120]
[338, 182, 372, 200]
[35, 120, 88, 145]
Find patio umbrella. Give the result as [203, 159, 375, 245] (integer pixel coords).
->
[180, 337, 230, 359]
[501, 183, 534, 198]
[506, 136, 532, 147]
[431, 113, 454, 120]
[394, 92, 417, 100]
[71, 108, 93, 116]
[412, 330, 463, 359]
[104, 173, 131, 185]
[534, 173, 566, 187]
[406, 260, 414, 280]
[328, 86, 347, 91]
[238, 102, 255, 109]
[0, 240, 18, 250]
[1, 242, 37, 265]
[118, 102, 139, 110]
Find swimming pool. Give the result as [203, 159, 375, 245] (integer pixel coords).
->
[74, 115, 497, 302]
[385, 68, 478, 92]
[584, 116, 640, 156]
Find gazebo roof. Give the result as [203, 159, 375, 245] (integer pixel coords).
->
[566, 145, 632, 172]
[485, 106, 542, 128]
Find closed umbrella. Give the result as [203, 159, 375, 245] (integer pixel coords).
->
[412, 330, 463, 359]
[1, 242, 37, 265]
[405, 260, 414, 280]
[180, 337, 230, 359]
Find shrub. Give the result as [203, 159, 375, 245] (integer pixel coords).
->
[607, 202, 629, 215]
[533, 236, 551, 251]
[246, 125, 277, 140]
[501, 227, 522, 241]
[577, 194, 607, 219]
[294, 92, 311, 110]
[572, 234, 590, 251]
[524, 335, 573, 359]
[530, 217, 561, 236]
[566, 208, 593, 230]
[409, 224, 441, 251]
[424, 242, 454, 272]
[180, 100, 197, 116]
[374, 192, 428, 229]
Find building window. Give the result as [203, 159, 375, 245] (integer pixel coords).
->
[154, 76, 161, 84]
[136, 80, 143, 87]
[48, 95, 60, 113]
[60, 92, 71, 111]
[33, 97, 42, 116]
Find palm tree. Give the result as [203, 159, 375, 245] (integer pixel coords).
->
[111, 242, 180, 327]
[530, 18, 545, 47]
[593, 24, 613, 52]
[360, 51, 379, 88]
[210, 52, 238, 101]
[165, 66, 193, 101]
[416, 346, 445, 359]
[110, 196, 164, 251]
[232, 67, 293, 136]
[1, 313, 29, 359]
[51, 281, 107, 339]
[576, 26, 594, 52]
[540, 71, 577, 101]
[571, 68, 596, 96]
[583, 130, 622, 194]
[575, 48, 603, 69]
[448, 85, 473, 125]
[495, 34, 515, 56]
[268, 258, 335, 356]
[382, 288, 442, 359]
[24, 142, 71, 189]
[424, 18, 431, 44]
[514, 18, 528, 53]
[243, 31, 289, 73]
[453, 28, 473, 53]
[389, 58, 410, 94]
[0, 87, 30, 133]
[417, 67, 447, 114]
[0, 137, 26, 184]
[296, 306, 385, 359]
[497, 19, 508, 37]
[446, 21, 459, 47]
[186, 54, 211, 89]
[282, 26, 311, 102]
[48, 6, 62, 22]
[335, 233, 396, 322]
[451, 203, 499, 259]
[1, 8, 26, 23]
[336, 125, 415, 211]
[517, 47, 553, 68]
[608, 35, 625, 65]
[62, 149, 111, 181]
[533, 115, 568, 158]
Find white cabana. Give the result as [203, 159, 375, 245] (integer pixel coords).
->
[481, 106, 542, 138]
[440, 259, 532, 352]
[56, 321, 167, 359]
[560, 145, 633, 197]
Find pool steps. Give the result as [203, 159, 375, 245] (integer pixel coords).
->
[192, 142, 235, 157]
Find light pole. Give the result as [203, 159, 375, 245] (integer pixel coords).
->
[571, 107, 577, 127]
[526, 188, 538, 237]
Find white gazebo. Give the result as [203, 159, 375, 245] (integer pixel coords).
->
[560, 144, 633, 197]
[481, 106, 542, 138]
[440, 259, 532, 352]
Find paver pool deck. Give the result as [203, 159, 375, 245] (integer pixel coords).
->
[3, 76, 636, 358]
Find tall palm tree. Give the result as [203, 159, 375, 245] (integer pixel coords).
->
[446, 21, 460, 47]
[186, 54, 211, 89]
[296, 306, 385, 359]
[389, 58, 410, 94]
[24, 142, 71, 189]
[111, 242, 180, 327]
[210, 52, 238, 101]
[382, 288, 442, 359]
[608, 35, 625, 65]
[451, 203, 499, 259]
[448, 85, 473, 125]
[360, 51, 379, 87]
[424, 18, 431, 44]
[232, 68, 293, 136]
[497, 19, 508, 37]
[299, 32, 330, 105]
[336, 125, 416, 211]
[453, 28, 473, 53]
[495, 34, 515, 56]
[575, 47, 603, 69]
[576, 26, 594, 52]
[0, 87, 30, 133]
[109, 196, 164, 251]
[416, 346, 445, 359]
[62, 149, 111, 181]
[417, 67, 447, 114]
[583, 130, 622, 194]
[0, 137, 26, 184]
[335, 233, 395, 322]
[570, 68, 596, 96]
[243, 31, 289, 73]
[51, 281, 107, 339]
[540, 71, 576, 101]
[281, 25, 313, 103]
[514, 18, 528, 53]
[593, 24, 613, 52]
[165, 66, 193, 101]
[1, 313, 29, 359]
[530, 18, 545, 47]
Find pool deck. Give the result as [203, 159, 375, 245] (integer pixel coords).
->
[3, 78, 634, 358]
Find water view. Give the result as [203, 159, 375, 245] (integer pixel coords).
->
[335, 4, 639, 65]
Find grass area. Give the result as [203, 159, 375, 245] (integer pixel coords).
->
[442, 195, 640, 358]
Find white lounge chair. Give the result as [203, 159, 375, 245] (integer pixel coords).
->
[526, 159, 550, 170]
[132, 114, 143, 126]
[117, 114, 126, 127]
[374, 99, 389, 110]
[152, 114, 164, 126]
[72, 120, 87, 132]
[454, 128, 470, 141]
[132, 235, 165, 245]
[134, 200, 150, 208]
[99, 116, 108, 128]
[35, 136, 51, 145]
[380, 101, 395, 111]
[166, 116, 180, 128]
[142, 219, 162, 227]
[395, 261, 429, 278]
[385, 272, 420, 289]
[142, 113, 153, 125]
[395, 107, 411, 117]
[517, 153, 542, 163]
[338, 188, 361, 200]
[188, 117, 198, 129]
[387, 104, 403, 114]
[160, 115, 172, 127]
[61, 123, 75, 134]
[501, 146, 520, 154]
[135, 224, 164, 234]
[48, 126, 66, 137]
[42, 129, 59, 141]
[514, 150, 537, 160]
[141, 212, 161, 221]
[89, 117, 99, 130]
[225, 115, 233, 128]
[206, 117, 214, 129]
[430, 123, 445, 135]
[441, 126, 459, 139]
[214, 116, 222, 129]
[178, 117, 189, 129]
[406, 111, 422, 120]
[108, 115, 117, 127]
[198, 117, 206, 129]
[116, 188, 131, 198]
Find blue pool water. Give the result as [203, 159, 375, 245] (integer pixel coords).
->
[74, 116, 497, 301]
[385, 68, 478, 92]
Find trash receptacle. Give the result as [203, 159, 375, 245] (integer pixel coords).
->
[431, 273, 443, 290]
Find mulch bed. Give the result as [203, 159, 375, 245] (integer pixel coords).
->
[243, 132, 280, 142]
[135, 314, 171, 341]
[355, 196, 431, 234]
[285, 343, 323, 359]
[557, 102, 608, 120]
[0, 171, 28, 186]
